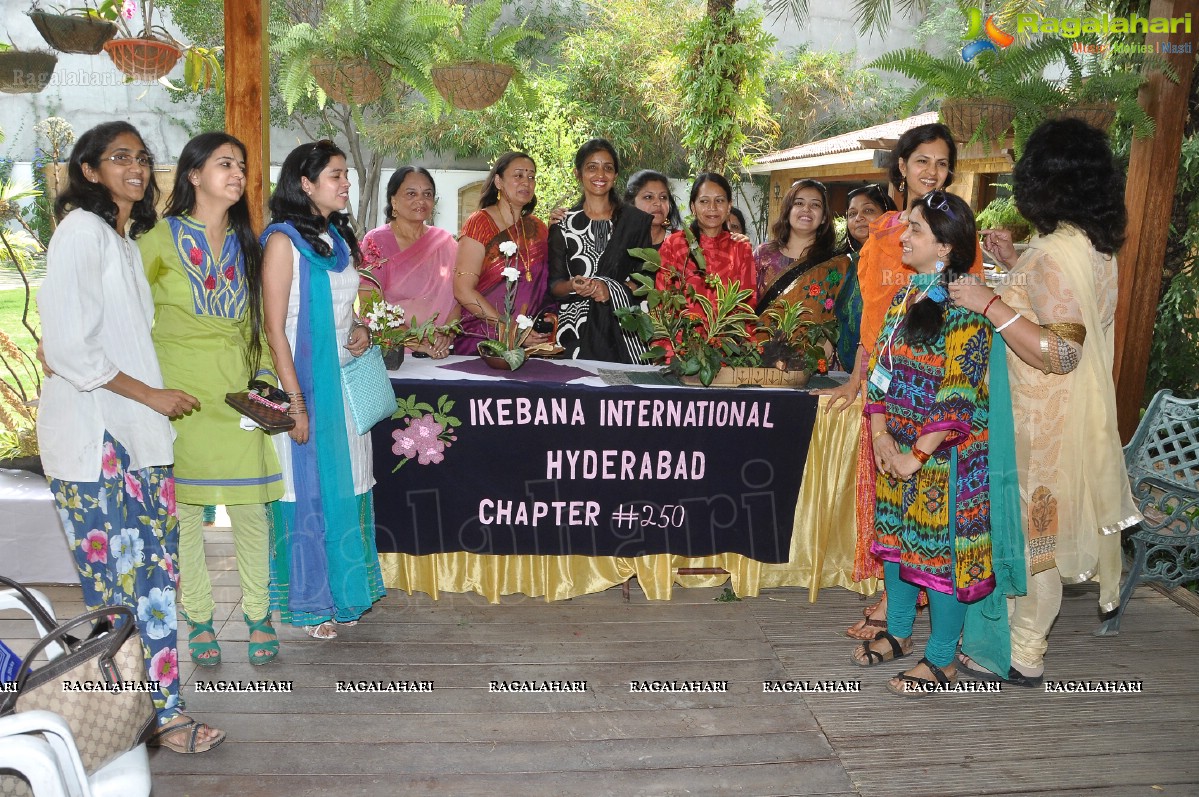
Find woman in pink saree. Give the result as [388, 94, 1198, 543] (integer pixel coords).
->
[359, 167, 458, 357]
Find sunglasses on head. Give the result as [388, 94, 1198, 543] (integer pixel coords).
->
[922, 190, 956, 220]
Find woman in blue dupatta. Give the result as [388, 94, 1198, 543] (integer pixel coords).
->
[261, 140, 385, 640]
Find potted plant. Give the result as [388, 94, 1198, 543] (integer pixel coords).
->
[975, 189, 1030, 243]
[0, 42, 58, 94]
[431, 0, 541, 111]
[358, 295, 461, 370]
[274, 0, 454, 111]
[93, 0, 222, 88]
[26, 1, 118, 54]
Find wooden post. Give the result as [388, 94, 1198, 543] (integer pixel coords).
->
[224, 0, 270, 230]
[1113, 0, 1197, 441]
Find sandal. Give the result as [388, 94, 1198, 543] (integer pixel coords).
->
[149, 716, 226, 754]
[887, 657, 957, 697]
[955, 653, 1004, 682]
[851, 630, 910, 667]
[304, 621, 338, 639]
[245, 613, 279, 666]
[187, 619, 221, 667]
[845, 616, 887, 640]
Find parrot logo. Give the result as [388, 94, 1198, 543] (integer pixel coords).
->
[961, 7, 1015, 62]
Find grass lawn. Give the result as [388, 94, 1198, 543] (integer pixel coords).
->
[0, 286, 42, 401]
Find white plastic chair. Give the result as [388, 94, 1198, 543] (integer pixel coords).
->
[0, 710, 151, 797]
[0, 723, 70, 796]
[0, 587, 65, 661]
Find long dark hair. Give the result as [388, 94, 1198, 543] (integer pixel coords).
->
[384, 166, 436, 223]
[572, 138, 621, 216]
[478, 151, 538, 216]
[1014, 118, 1125, 255]
[768, 178, 835, 260]
[888, 123, 957, 201]
[164, 132, 266, 380]
[904, 191, 977, 345]
[842, 183, 897, 253]
[268, 140, 361, 267]
[687, 172, 733, 240]
[54, 121, 158, 239]
[623, 170, 681, 231]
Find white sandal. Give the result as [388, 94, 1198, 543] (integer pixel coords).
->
[304, 621, 338, 639]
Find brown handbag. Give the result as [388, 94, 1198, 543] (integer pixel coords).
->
[225, 382, 296, 434]
[0, 577, 156, 781]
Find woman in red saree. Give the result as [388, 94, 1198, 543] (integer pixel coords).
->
[359, 166, 458, 358]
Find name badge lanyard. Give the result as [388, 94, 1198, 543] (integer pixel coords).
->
[872, 270, 943, 393]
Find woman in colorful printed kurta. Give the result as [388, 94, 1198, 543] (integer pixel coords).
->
[37, 122, 224, 752]
[655, 173, 755, 310]
[453, 152, 555, 355]
[852, 191, 993, 696]
[832, 184, 896, 371]
[262, 141, 385, 640]
[139, 133, 283, 667]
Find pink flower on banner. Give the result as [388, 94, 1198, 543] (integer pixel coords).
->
[150, 646, 177, 687]
[203, 274, 216, 291]
[101, 440, 120, 479]
[160, 476, 176, 516]
[124, 472, 144, 502]
[224, 265, 236, 281]
[392, 427, 419, 460]
[84, 529, 108, 564]
[188, 246, 203, 265]
[409, 415, 447, 464]
[824, 297, 835, 311]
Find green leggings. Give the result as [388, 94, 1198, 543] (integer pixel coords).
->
[883, 560, 968, 668]
[177, 502, 271, 624]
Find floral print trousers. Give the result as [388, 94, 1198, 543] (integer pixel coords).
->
[50, 433, 183, 726]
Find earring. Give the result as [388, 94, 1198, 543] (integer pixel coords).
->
[899, 179, 907, 194]
[934, 259, 945, 273]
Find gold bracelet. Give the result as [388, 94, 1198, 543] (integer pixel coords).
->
[1039, 330, 1051, 374]
[872, 428, 889, 442]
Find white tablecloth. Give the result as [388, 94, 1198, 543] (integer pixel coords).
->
[1, 468, 77, 584]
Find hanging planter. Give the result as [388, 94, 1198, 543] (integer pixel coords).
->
[939, 97, 1016, 144]
[1051, 102, 1117, 131]
[310, 58, 391, 105]
[431, 61, 514, 111]
[103, 37, 181, 81]
[0, 50, 58, 94]
[28, 11, 117, 55]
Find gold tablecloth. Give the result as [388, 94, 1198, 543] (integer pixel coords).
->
[379, 395, 878, 603]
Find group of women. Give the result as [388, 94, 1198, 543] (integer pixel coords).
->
[33, 115, 1137, 771]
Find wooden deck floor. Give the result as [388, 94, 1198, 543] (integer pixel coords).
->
[5, 528, 1199, 797]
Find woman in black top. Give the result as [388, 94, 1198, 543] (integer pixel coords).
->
[548, 139, 652, 362]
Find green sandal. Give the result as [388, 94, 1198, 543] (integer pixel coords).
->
[187, 619, 221, 667]
[246, 613, 279, 666]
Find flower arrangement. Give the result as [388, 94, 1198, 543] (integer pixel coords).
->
[474, 240, 533, 369]
[358, 295, 461, 366]
[616, 225, 834, 387]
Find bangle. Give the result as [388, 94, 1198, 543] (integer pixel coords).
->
[911, 446, 931, 465]
[982, 295, 1000, 318]
[994, 313, 1020, 334]
[872, 428, 889, 442]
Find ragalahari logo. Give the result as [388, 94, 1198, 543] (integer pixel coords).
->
[961, 8, 1015, 62]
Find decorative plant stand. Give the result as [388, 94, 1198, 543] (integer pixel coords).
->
[431, 61, 514, 111]
[310, 59, 391, 105]
[103, 37, 181, 81]
[28, 11, 117, 54]
[0, 51, 58, 94]
[940, 97, 1016, 144]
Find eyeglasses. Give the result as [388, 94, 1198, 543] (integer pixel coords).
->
[102, 152, 152, 167]
[922, 190, 956, 220]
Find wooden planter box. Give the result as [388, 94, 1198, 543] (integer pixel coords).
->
[0, 51, 58, 94]
[28, 11, 117, 55]
[682, 367, 810, 388]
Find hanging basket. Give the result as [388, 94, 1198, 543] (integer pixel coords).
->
[103, 37, 182, 81]
[431, 61, 514, 111]
[939, 97, 1016, 144]
[0, 51, 58, 94]
[28, 11, 117, 55]
[1051, 102, 1117, 131]
[311, 59, 391, 105]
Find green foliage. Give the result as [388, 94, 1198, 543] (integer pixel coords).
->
[975, 189, 1030, 241]
[674, 5, 776, 175]
[436, 0, 542, 66]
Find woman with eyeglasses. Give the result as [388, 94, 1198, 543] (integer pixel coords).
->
[655, 173, 755, 309]
[949, 119, 1138, 688]
[453, 151, 554, 355]
[623, 170, 682, 249]
[138, 132, 283, 669]
[548, 139, 653, 362]
[833, 184, 897, 372]
[752, 179, 844, 333]
[261, 140, 385, 641]
[851, 190, 994, 696]
[37, 121, 225, 752]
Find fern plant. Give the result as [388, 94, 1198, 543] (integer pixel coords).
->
[435, 0, 541, 67]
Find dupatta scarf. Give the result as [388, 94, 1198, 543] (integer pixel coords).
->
[360, 224, 458, 327]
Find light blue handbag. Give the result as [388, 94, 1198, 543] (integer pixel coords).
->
[340, 345, 396, 434]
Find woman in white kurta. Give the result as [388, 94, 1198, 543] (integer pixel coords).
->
[261, 140, 384, 640]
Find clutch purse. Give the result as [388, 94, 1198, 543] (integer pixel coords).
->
[0, 576, 156, 778]
[341, 345, 396, 435]
[225, 381, 296, 434]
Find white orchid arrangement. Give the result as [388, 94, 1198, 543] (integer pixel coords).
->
[360, 297, 460, 353]
[476, 239, 532, 368]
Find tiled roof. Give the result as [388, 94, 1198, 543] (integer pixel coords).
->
[756, 112, 939, 165]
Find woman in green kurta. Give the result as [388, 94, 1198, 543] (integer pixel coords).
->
[140, 133, 283, 666]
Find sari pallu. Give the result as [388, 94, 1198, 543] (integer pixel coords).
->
[359, 224, 459, 333]
[456, 211, 551, 356]
[753, 249, 848, 327]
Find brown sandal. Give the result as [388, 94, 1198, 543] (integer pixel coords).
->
[149, 717, 227, 754]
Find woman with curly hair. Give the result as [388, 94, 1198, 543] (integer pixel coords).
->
[950, 118, 1139, 687]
